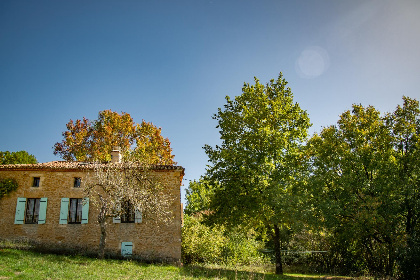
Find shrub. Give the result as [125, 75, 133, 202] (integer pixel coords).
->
[182, 214, 226, 264]
[182, 214, 269, 266]
[222, 228, 268, 266]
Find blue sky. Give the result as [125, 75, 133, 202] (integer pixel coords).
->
[1, 0, 420, 205]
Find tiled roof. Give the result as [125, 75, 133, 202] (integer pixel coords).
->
[0, 161, 185, 173]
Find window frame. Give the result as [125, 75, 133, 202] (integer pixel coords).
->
[73, 177, 81, 188]
[68, 198, 83, 224]
[25, 198, 41, 224]
[120, 200, 135, 223]
[32, 177, 40, 188]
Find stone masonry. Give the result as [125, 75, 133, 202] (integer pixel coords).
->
[0, 161, 184, 262]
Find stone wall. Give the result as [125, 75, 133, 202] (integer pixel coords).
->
[0, 164, 183, 262]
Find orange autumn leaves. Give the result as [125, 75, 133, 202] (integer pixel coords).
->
[53, 110, 175, 165]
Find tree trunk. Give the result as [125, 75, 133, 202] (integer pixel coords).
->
[98, 202, 107, 259]
[273, 224, 283, 275]
[98, 219, 106, 259]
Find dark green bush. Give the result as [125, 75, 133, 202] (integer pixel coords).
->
[397, 234, 420, 280]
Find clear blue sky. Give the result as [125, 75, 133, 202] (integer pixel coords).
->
[1, 0, 420, 205]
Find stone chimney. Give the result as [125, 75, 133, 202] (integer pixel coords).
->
[110, 146, 121, 163]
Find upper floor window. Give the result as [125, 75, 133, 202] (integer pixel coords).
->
[25, 198, 41, 224]
[74, 177, 81, 188]
[32, 177, 40, 188]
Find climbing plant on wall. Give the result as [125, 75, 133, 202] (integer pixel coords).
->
[0, 178, 18, 199]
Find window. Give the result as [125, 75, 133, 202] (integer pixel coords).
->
[14, 198, 48, 225]
[32, 177, 40, 187]
[121, 201, 135, 223]
[68, 198, 83, 224]
[25, 198, 41, 224]
[113, 201, 142, 224]
[74, 177, 81, 188]
[59, 197, 89, 224]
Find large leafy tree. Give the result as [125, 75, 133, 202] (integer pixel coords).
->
[0, 150, 37, 164]
[204, 73, 311, 274]
[385, 97, 420, 279]
[308, 104, 397, 275]
[308, 97, 420, 277]
[53, 110, 175, 165]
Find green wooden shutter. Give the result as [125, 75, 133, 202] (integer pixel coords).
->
[14, 197, 26, 224]
[81, 197, 89, 224]
[59, 198, 69, 224]
[135, 209, 142, 223]
[38, 198, 48, 224]
[121, 242, 133, 257]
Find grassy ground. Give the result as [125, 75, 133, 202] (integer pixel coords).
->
[0, 248, 371, 280]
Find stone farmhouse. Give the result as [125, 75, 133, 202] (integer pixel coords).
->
[0, 153, 184, 262]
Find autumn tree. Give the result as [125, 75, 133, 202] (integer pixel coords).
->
[0, 150, 37, 164]
[53, 110, 175, 165]
[55, 110, 177, 258]
[204, 73, 311, 274]
[84, 161, 172, 258]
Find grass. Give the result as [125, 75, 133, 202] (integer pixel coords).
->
[0, 248, 371, 280]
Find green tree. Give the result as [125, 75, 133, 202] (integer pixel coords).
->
[204, 73, 311, 274]
[308, 104, 397, 275]
[53, 110, 175, 164]
[308, 97, 420, 277]
[0, 151, 37, 164]
[385, 97, 420, 279]
[184, 177, 215, 215]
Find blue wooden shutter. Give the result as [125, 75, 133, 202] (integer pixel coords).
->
[135, 209, 142, 223]
[121, 242, 133, 257]
[14, 197, 26, 224]
[38, 198, 48, 224]
[59, 198, 69, 224]
[81, 197, 89, 224]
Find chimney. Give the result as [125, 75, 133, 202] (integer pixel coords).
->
[110, 147, 121, 163]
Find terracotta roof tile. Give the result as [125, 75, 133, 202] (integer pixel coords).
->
[0, 161, 184, 173]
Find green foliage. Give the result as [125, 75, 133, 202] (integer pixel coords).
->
[203, 73, 311, 274]
[0, 150, 37, 164]
[308, 96, 420, 277]
[0, 178, 18, 199]
[184, 177, 215, 215]
[182, 214, 227, 264]
[397, 233, 420, 280]
[222, 228, 269, 266]
[182, 214, 269, 266]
